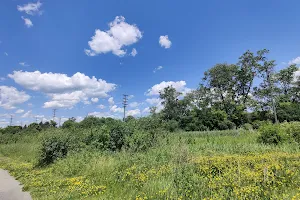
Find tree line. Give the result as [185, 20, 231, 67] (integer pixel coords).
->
[155, 49, 300, 131]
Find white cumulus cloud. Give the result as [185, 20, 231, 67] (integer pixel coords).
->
[110, 105, 123, 113]
[91, 98, 99, 103]
[9, 71, 116, 108]
[159, 35, 172, 49]
[289, 57, 300, 65]
[15, 109, 25, 114]
[108, 97, 114, 105]
[21, 16, 33, 28]
[97, 104, 106, 109]
[127, 109, 140, 116]
[85, 16, 142, 57]
[146, 81, 190, 96]
[129, 102, 140, 108]
[17, 1, 42, 15]
[22, 110, 32, 118]
[0, 86, 30, 109]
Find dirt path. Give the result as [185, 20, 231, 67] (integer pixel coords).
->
[0, 169, 32, 200]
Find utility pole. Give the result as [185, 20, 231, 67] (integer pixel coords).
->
[10, 115, 13, 126]
[59, 117, 61, 127]
[52, 109, 57, 121]
[122, 94, 128, 121]
[35, 116, 39, 123]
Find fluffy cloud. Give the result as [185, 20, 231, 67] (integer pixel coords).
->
[22, 110, 32, 118]
[17, 1, 42, 15]
[294, 69, 300, 82]
[0, 86, 30, 109]
[146, 81, 190, 96]
[146, 98, 161, 105]
[91, 98, 99, 103]
[97, 104, 106, 109]
[130, 48, 137, 57]
[153, 66, 163, 73]
[15, 109, 25, 114]
[129, 102, 140, 108]
[127, 109, 140, 116]
[288, 57, 300, 65]
[142, 107, 150, 113]
[110, 105, 123, 113]
[9, 71, 116, 108]
[21, 16, 33, 28]
[88, 112, 116, 119]
[85, 16, 142, 57]
[159, 35, 172, 49]
[108, 97, 114, 105]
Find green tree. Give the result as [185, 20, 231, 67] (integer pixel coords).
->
[276, 64, 298, 101]
[159, 86, 182, 120]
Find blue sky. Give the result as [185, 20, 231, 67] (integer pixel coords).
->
[1, 0, 300, 126]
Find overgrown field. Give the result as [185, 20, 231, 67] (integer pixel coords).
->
[1, 126, 300, 199]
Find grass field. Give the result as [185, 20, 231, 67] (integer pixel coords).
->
[0, 129, 300, 199]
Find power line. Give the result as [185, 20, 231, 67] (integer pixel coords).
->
[122, 94, 128, 121]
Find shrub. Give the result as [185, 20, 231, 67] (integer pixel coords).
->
[124, 130, 156, 152]
[84, 125, 110, 150]
[164, 120, 179, 132]
[108, 121, 134, 151]
[257, 124, 288, 145]
[38, 134, 79, 166]
[241, 123, 253, 131]
[285, 122, 300, 144]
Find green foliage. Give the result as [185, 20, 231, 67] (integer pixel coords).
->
[38, 135, 70, 166]
[124, 130, 158, 152]
[285, 122, 300, 144]
[241, 123, 253, 131]
[62, 118, 77, 129]
[257, 124, 288, 145]
[163, 119, 179, 132]
[0, 126, 22, 134]
[84, 125, 110, 150]
[108, 121, 134, 151]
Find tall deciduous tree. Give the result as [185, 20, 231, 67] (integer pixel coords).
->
[159, 86, 181, 120]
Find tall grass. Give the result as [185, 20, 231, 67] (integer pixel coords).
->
[0, 129, 299, 199]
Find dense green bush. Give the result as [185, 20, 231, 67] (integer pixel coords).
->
[257, 124, 288, 145]
[164, 120, 179, 132]
[124, 130, 156, 152]
[37, 133, 81, 166]
[84, 125, 110, 150]
[108, 121, 134, 151]
[1, 126, 22, 134]
[241, 123, 253, 131]
[285, 122, 300, 144]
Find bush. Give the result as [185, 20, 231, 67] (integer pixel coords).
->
[241, 123, 253, 131]
[164, 120, 179, 132]
[84, 125, 110, 150]
[285, 122, 300, 144]
[124, 130, 156, 152]
[108, 121, 134, 151]
[257, 124, 288, 145]
[38, 134, 79, 166]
